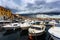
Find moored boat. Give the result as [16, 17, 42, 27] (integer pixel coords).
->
[20, 21, 31, 30]
[28, 21, 46, 36]
[49, 20, 58, 25]
[2, 23, 20, 30]
[48, 24, 60, 40]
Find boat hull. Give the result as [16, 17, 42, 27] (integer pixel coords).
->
[29, 31, 45, 36]
[51, 35, 60, 40]
[20, 27, 29, 30]
[2, 27, 20, 30]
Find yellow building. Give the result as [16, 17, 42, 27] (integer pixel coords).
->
[0, 6, 14, 20]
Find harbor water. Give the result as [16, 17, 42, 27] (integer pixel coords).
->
[0, 25, 54, 40]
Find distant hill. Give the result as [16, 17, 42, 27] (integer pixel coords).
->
[20, 12, 60, 16]
[3, 6, 60, 15]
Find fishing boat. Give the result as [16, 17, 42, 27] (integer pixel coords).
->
[48, 24, 60, 40]
[28, 21, 46, 36]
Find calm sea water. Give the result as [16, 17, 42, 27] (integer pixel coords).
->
[0, 30, 28, 40]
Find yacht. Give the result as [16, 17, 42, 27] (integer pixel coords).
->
[28, 21, 46, 36]
[2, 21, 31, 30]
[49, 20, 58, 25]
[2, 23, 20, 30]
[20, 21, 31, 30]
[48, 24, 60, 40]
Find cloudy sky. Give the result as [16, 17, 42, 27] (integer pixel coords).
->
[0, 0, 60, 14]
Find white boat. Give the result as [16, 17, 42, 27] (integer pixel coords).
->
[48, 24, 60, 40]
[49, 20, 58, 25]
[28, 21, 45, 36]
[20, 22, 31, 30]
[2, 20, 31, 30]
[2, 23, 20, 30]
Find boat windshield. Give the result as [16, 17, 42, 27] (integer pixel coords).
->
[31, 27, 41, 30]
[35, 22, 40, 25]
[13, 24, 18, 26]
[31, 22, 40, 25]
